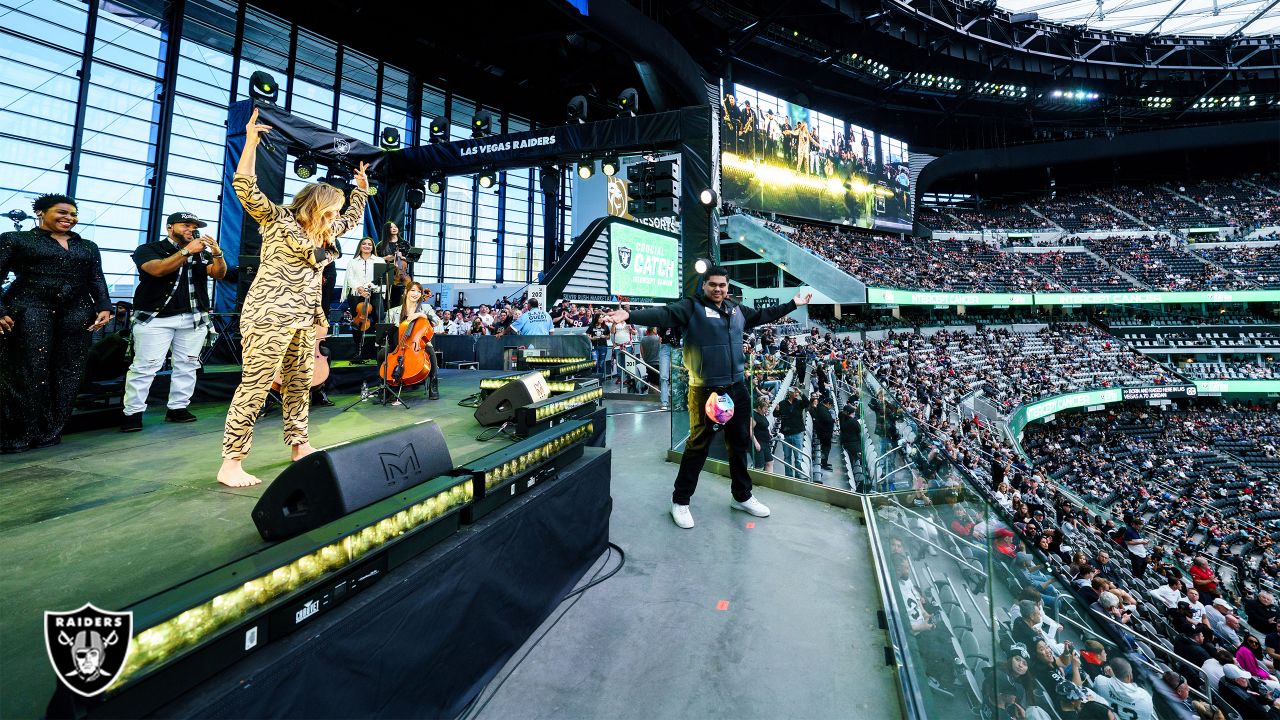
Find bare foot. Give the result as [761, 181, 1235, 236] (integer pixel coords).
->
[217, 458, 261, 487]
[291, 442, 318, 461]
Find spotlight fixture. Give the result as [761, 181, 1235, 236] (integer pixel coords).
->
[428, 117, 448, 143]
[322, 164, 352, 189]
[616, 88, 639, 116]
[567, 95, 588, 123]
[694, 258, 710, 274]
[576, 159, 594, 180]
[471, 111, 493, 138]
[379, 126, 401, 150]
[406, 180, 426, 210]
[248, 71, 278, 104]
[600, 155, 619, 177]
[698, 188, 719, 207]
[477, 169, 496, 189]
[293, 154, 318, 180]
[427, 173, 445, 194]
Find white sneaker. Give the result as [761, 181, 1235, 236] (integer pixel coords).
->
[731, 496, 771, 517]
[671, 503, 695, 529]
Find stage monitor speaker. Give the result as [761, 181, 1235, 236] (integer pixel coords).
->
[474, 371, 550, 426]
[252, 420, 454, 541]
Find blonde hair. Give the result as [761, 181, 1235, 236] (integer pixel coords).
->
[288, 182, 346, 250]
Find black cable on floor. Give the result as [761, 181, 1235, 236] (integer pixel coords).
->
[457, 392, 483, 408]
[454, 541, 625, 720]
[474, 422, 518, 442]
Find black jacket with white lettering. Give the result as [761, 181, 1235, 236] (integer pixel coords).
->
[627, 294, 797, 387]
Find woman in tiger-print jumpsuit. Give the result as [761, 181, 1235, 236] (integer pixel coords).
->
[217, 107, 369, 487]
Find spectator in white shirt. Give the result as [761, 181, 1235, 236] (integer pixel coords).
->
[1150, 576, 1187, 609]
[1092, 658, 1155, 720]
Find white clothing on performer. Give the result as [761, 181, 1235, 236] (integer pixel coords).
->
[122, 312, 209, 415]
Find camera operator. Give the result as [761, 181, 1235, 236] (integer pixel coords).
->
[121, 212, 225, 431]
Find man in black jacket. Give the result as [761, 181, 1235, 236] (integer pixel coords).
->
[605, 267, 810, 529]
[774, 386, 810, 480]
[811, 394, 836, 474]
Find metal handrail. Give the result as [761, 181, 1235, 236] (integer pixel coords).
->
[613, 347, 660, 394]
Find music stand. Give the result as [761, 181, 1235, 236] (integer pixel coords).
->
[340, 322, 413, 411]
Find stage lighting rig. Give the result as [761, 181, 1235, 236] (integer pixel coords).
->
[248, 71, 278, 104]
[616, 88, 638, 117]
[406, 180, 426, 210]
[567, 95, 588, 123]
[694, 258, 710, 274]
[576, 157, 595, 180]
[4, 209, 31, 230]
[471, 111, 493, 138]
[322, 164, 353, 190]
[427, 173, 445, 194]
[514, 386, 604, 437]
[477, 168, 496, 189]
[379, 126, 401, 150]
[600, 155, 619, 177]
[428, 117, 448, 143]
[699, 188, 719, 208]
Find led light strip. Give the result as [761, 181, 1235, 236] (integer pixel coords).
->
[482, 422, 594, 490]
[532, 387, 604, 422]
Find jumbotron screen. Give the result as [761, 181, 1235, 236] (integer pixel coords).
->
[721, 82, 912, 231]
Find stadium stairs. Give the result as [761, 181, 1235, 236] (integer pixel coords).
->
[723, 215, 867, 304]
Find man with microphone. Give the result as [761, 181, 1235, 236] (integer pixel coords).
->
[120, 211, 226, 431]
[605, 266, 810, 528]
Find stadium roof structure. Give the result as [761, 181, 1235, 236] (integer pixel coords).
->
[997, 0, 1280, 37]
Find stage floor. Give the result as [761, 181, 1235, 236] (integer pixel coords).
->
[0, 369, 505, 719]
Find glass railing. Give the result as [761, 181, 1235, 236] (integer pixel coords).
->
[724, 215, 866, 303]
[660, 346, 1226, 720]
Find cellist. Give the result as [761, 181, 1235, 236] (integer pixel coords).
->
[342, 236, 381, 363]
[385, 281, 442, 400]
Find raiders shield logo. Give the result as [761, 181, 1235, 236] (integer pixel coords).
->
[617, 245, 632, 269]
[333, 137, 351, 156]
[45, 604, 133, 698]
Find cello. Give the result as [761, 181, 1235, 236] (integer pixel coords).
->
[379, 312, 434, 387]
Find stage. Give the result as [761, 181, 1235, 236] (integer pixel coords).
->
[2, 368, 902, 720]
[0, 368, 520, 719]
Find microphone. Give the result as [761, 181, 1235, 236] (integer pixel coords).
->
[192, 229, 213, 264]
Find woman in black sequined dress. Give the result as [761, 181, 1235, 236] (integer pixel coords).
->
[0, 194, 112, 453]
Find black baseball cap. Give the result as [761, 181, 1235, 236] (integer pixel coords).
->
[166, 211, 207, 227]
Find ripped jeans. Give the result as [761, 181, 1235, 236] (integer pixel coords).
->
[123, 312, 209, 415]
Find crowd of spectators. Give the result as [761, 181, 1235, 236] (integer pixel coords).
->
[1183, 362, 1280, 381]
[1195, 245, 1280, 289]
[1184, 177, 1280, 231]
[1085, 236, 1247, 291]
[1021, 250, 1143, 292]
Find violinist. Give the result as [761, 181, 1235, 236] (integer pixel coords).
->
[342, 236, 381, 363]
[385, 281, 441, 400]
[378, 221, 408, 307]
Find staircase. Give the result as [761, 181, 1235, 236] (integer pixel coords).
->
[1022, 203, 1063, 231]
[724, 215, 867, 303]
[1081, 246, 1149, 290]
[1091, 193, 1153, 230]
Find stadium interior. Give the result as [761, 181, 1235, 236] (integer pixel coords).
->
[1, 0, 1278, 719]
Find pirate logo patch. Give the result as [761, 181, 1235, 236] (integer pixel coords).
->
[617, 245, 632, 269]
[333, 137, 352, 156]
[45, 604, 133, 697]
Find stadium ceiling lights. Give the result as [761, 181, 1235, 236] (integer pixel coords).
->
[994, 0, 1280, 37]
[1051, 89, 1100, 101]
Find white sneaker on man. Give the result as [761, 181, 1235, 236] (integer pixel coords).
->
[731, 496, 771, 517]
[671, 503, 695, 529]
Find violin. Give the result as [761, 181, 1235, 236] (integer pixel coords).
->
[378, 312, 434, 387]
[352, 288, 375, 332]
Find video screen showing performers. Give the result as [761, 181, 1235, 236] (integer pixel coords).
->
[721, 82, 912, 231]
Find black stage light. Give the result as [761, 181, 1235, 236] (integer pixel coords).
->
[406, 180, 426, 210]
[699, 188, 719, 207]
[694, 258, 710, 274]
[567, 95, 588, 123]
[323, 164, 352, 190]
[429, 117, 448, 143]
[293, 154, 317, 180]
[249, 71, 278, 103]
[427, 173, 445, 194]
[600, 155, 619, 177]
[617, 88, 638, 116]
[380, 126, 401, 150]
[471, 111, 493, 138]
[477, 169, 496, 189]
[576, 157, 594, 180]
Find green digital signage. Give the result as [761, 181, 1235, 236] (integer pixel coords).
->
[864, 287, 1032, 307]
[609, 223, 680, 299]
[1192, 379, 1280, 394]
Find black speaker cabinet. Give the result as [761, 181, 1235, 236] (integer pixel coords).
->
[252, 420, 454, 541]
[474, 371, 551, 426]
